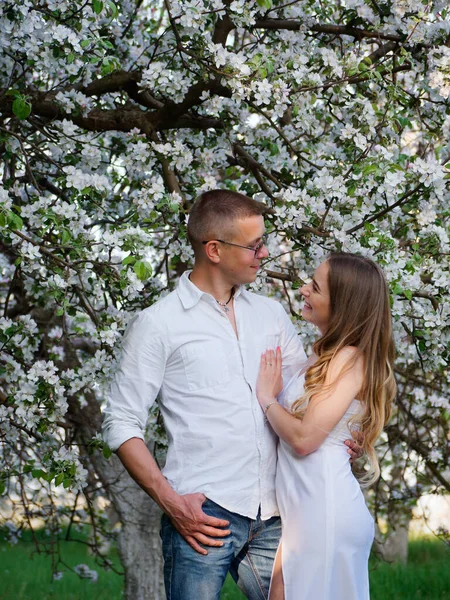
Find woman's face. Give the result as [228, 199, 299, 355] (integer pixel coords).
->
[300, 261, 331, 334]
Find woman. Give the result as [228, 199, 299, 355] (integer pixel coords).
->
[257, 252, 396, 600]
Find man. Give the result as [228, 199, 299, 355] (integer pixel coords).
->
[102, 189, 361, 599]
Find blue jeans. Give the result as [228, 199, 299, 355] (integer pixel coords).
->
[160, 499, 281, 600]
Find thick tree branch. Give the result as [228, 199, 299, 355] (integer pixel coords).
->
[368, 41, 399, 63]
[154, 79, 231, 128]
[254, 19, 404, 42]
[0, 95, 224, 134]
[81, 70, 142, 97]
[212, 6, 234, 45]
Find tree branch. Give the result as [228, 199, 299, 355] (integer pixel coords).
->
[254, 19, 404, 43]
[212, 6, 234, 45]
[385, 425, 450, 493]
[345, 184, 423, 234]
[233, 143, 283, 190]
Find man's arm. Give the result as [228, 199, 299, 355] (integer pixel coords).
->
[103, 312, 229, 554]
[117, 438, 230, 555]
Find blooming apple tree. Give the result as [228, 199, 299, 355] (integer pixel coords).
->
[0, 0, 449, 596]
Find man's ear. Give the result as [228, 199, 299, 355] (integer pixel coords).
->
[203, 241, 221, 264]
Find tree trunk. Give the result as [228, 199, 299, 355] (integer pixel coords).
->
[372, 463, 413, 564]
[373, 515, 410, 564]
[92, 452, 165, 599]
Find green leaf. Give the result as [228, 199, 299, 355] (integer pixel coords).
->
[102, 445, 112, 459]
[269, 143, 279, 156]
[256, 0, 272, 9]
[31, 469, 46, 479]
[0, 212, 6, 227]
[67, 53, 75, 64]
[134, 260, 145, 280]
[12, 96, 31, 120]
[92, 0, 103, 14]
[81, 39, 91, 49]
[7, 211, 23, 230]
[403, 289, 413, 300]
[122, 255, 136, 266]
[61, 229, 71, 245]
[0, 481, 5, 495]
[134, 260, 152, 281]
[347, 183, 357, 197]
[63, 479, 72, 488]
[396, 116, 412, 129]
[101, 57, 117, 76]
[55, 473, 64, 487]
[105, 0, 119, 19]
[100, 39, 114, 50]
[46, 471, 57, 482]
[362, 164, 378, 176]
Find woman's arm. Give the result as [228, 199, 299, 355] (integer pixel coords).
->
[257, 347, 364, 456]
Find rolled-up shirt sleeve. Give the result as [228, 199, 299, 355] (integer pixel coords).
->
[102, 310, 168, 452]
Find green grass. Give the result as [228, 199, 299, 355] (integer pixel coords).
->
[368, 538, 450, 599]
[0, 526, 123, 600]
[1, 529, 448, 599]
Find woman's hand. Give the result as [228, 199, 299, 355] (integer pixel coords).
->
[256, 347, 283, 410]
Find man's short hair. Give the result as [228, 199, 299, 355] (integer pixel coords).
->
[187, 190, 267, 253]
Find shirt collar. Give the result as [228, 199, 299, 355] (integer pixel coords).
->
[177, 271, 244, 310]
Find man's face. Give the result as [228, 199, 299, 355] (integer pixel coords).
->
[218, 215, 269, 285]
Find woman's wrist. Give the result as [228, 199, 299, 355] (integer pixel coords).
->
[264, 401, 278, 414]
[258, 395, 276, 409]
[263, 400, 279, 423]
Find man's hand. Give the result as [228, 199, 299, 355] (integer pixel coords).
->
[345, 429, 364, 463]
[168, 492, 230, 555]
[116, 439, 230, 555]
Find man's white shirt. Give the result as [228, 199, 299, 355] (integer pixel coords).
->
[102, 272, 306, 520]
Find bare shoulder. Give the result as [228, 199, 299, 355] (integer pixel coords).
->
[327, 346, 364, 383]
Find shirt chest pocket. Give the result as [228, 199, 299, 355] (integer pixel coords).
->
[180, 341, 231, 391]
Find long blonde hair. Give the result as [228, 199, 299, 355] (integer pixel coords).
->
[292, 253, 396, 485]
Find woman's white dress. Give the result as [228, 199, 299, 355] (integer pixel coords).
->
[275, 369, 374, 600]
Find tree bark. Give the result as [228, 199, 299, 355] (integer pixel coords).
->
[92, 452, 165, 600]
[374, 509, 411, 564]
[372, 462, 412, 564]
